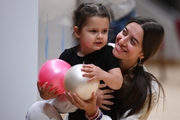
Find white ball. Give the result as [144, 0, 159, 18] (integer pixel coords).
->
[64, 64, 100, 100]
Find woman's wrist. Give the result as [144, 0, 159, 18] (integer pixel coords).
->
[85, 106, 103, 120]
[85, 106, 98, 117]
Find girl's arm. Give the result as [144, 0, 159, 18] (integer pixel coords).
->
[81, 64, 123, 90]
[103, 67, 123, 90]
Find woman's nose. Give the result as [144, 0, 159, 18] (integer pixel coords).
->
[115, 33, 121, 43]
[121, 38, 127, 46]
[117, 36, 127, 46]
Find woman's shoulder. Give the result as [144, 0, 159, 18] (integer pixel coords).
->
[107, 43, 115, 48]
[150, 79, 159, 93]
[143, 66, 159, 93]
[143, 65, 159, 94]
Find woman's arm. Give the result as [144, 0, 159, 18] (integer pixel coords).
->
[64, 91, 112, 120]
[96, 84, 114, 110]
[65, 92, 97, 116]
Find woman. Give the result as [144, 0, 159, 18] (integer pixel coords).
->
[66, 16, 165, 120]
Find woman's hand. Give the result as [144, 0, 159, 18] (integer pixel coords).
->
[65, 91, 97, 117]
[96, 84, 114, 110]
[37, 81, 60, 100]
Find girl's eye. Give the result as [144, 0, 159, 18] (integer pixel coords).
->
[102, 30, 108, 33]
[90, 30, 97, 33]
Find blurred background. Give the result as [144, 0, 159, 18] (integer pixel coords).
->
[0, 0, 179, 120]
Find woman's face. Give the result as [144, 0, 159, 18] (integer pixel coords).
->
[112, 22, 144, 63]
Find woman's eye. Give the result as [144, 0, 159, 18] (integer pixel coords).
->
[130, 39, 136, 45]
[122, 29, 127, 36]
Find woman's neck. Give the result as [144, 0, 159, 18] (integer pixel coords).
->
[119, 60, 137, 75]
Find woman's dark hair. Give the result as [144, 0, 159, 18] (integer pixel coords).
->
[115, 16, 165, 118]
[72, 3, 110, 38]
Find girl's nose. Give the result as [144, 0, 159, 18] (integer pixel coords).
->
[97, 32, 102, 38]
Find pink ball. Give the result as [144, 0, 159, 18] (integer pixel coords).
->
[38, 59, 71, 94]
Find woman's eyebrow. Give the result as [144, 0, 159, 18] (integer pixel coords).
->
[133, 37, 139, 44]
[124, 27, 128, 31]
[126, 26, 139, 44]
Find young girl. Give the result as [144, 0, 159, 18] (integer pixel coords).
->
[26, 3, 123, 120]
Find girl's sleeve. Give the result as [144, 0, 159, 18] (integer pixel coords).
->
[105, 46, 120, 70]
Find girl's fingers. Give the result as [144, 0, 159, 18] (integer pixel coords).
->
[41, 82, 48, 90]
[49, 87, 58, 94]
[37, 81, 41, 91]
[81, 64, 93, 72]
[46, 83, 53, 91]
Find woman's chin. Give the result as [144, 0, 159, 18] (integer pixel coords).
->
[112, 49, 119, 58]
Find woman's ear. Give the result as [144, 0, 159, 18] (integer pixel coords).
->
[74, 26, 80, 38]
[139, 52, 144, 60]
[140, 55, 144, 60]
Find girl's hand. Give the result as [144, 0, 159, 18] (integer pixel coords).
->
[81, 64, 105, 81]
[37, 81, 60, 100]
[65, 91, 97, 116]
[96, 84, 114, 110]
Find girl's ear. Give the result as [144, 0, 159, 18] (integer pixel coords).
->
[74, 26, 80, 38]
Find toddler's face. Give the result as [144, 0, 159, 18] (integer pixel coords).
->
[75, 16, 109, 56]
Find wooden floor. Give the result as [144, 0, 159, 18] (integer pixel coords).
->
[146, 60, 180, 120]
